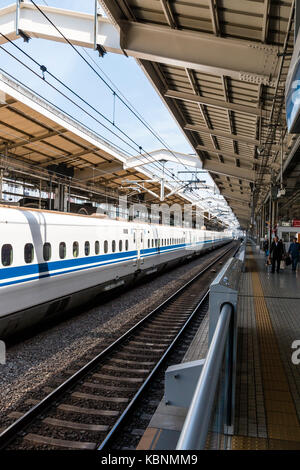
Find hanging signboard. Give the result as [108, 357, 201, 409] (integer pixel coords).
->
[285, 32, 300, 132]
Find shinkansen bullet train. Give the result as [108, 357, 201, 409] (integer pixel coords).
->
[0, 206, 231, 338]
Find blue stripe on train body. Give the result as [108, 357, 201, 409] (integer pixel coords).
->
[0, 238, 227, 287]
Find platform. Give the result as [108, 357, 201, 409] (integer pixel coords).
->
[232, 245, 300, 450]
[137, 246, 300, 450]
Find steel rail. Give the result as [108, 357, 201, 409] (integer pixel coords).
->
[98, 243, 240, 449]
[0, 242, 237, 450]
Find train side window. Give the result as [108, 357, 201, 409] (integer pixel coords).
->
[125, 240, 129, 251]
[119, 240, 123, 252]
[2, 244, 13, 266]
[152, 239, 154, 248]
[85, 241, 90, 256]
[148, 239, 150, 248]
[73, 242, 79, 258]
[112, 240, 116, 253]
[95, 240, 100, 255]
[43, 243, 51, 262]
[104, 240, 108, 254]
[59, 242, 66, 259]
[24, 243, 34, 264]
[133, 233, 136, 244]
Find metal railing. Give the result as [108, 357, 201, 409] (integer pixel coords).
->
[176, 302, 233, 450]
[167, 241, 246, 450]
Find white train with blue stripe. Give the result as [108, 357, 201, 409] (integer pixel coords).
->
[0, 206, 231, 337]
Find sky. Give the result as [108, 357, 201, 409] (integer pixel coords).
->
[0, 0, 239, 227]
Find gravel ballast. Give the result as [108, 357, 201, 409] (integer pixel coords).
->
[0, 247, 231, 427]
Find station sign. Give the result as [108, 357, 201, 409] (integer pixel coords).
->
[285, 31, 300, 132]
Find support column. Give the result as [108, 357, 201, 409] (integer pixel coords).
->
[54, 183, 68, 212]
[269, 198, 273, 247]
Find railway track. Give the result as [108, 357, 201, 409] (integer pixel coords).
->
[0, 242, 238, 450]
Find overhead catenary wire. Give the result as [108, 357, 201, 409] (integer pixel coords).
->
[0, 37, 140, 156]
[3, 3, 229, 216]
[28, 0, 198, 176]
[0, 63, 200, 209]
[1, 3, 231, 219]
[0, 34, 190, 194]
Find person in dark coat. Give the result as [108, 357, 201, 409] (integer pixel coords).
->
[269, 236, 284, 273]
[288, 237, 300, 272]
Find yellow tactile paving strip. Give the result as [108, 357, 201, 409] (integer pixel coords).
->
[136, 428, 162, 450]
[232, 252, 300, 450]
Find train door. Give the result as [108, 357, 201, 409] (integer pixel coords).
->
[187, 230, 191, 248]
[152, 226, 159, 254]
[134, 228, 144, 269]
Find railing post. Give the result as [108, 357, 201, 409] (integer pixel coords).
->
[175, 244, 246, 449]
[208, 253, 244, 436]
[176, 303, 232, 450]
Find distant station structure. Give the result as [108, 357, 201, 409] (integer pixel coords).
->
[0, 0, 299, 241]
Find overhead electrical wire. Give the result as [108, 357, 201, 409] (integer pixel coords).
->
[0, 0, 234, 222]
[0, 1, 227, 215]
[0, 35, 190, 195]
[0, 40, 193, 194]
[28, 0, 198, 177]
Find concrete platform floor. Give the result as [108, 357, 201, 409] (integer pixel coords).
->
[137, 246, 300, 450]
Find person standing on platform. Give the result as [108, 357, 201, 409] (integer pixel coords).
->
[288, 237, 300, 272]
[269, 236, 284, 273]
[263, 238, 269, 258]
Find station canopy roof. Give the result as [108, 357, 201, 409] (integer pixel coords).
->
[0, 1, 299, 228]
[98, 0, 297, 229]
[0, 71, 217, 219]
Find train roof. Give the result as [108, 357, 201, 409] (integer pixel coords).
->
[0, 205, 203, 231]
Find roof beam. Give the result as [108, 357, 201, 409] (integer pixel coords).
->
[227, 199, 251, 210]
[165, 89, 262, 117]
[196, 144, 257, 164]
[208, 0, 220, 36]
[160, 0, 177, 29]
[203, 160, 256, 182]
[262, 0, 271, 43]
[120, 22, 278, 86]
[0, 128, 67, 152]
[218, 179, 252, 190]
[0, 3, 279, 85]
[184, 68, 216, 149]
[74, 162, 124, 181]
[222, 193, 251, 204]
[185, 123, 260, 146]
[221, 76, 237, 155]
